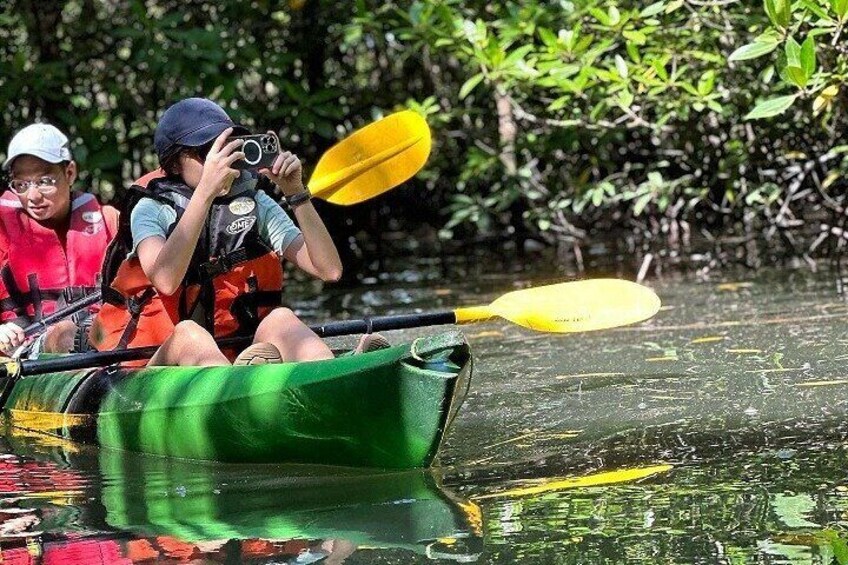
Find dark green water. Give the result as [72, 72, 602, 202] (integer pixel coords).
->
[2, 256, 848, 563]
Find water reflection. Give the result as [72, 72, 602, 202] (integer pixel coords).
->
[0, 435, 483, 563]
[4, 259, 848, 563]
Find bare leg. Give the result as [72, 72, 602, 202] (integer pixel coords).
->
[253, 307, 333, 362]
[42, 320, 78, 353]
[147, 321, 230, 367]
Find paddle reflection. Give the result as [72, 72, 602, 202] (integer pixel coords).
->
[0, 434, 483, 563]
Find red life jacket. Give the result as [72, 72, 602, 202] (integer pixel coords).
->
[0, 191, 114, 326]
[89, 171, 284, 353]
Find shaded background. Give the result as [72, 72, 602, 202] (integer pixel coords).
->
[2, 0, 847, 275]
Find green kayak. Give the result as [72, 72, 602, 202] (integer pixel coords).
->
[0, 331, 471, 468]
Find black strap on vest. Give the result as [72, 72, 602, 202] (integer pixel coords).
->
[114, 287, 156, 349]
[27, 274, 43, 321]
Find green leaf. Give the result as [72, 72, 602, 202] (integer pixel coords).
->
[800, 0, 833, 21]
[538, 27, 558, 47]
[775, 0, 792, 27]
[623, 30, 647, 45]
[744, 94, 798, 119]
[634, 193, 653, 215]
[459, 73, 485, 99]
[590, 7, 611, 25]
[608, 5, 621, 26]
[832, 0, 848, 18]
[785, 65, 808, 87]
[640, 2, 666, 17]
[626, 41, 641, 63]
[785, 37, 802, 66]
[800, 35, 817, 77]
[665, 0, 684, 12]
[728, 42, 779, 61]
[765, 0, 780, 26]
[697, 70, 716, 96]
[618, 90, 634, 108]
[615, 54, 629, 79]
[503, 45, 535, 66]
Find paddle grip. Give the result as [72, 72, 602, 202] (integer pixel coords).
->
[310, 312, 457, 337]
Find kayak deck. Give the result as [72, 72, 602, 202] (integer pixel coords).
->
[0, 331, 472, 468]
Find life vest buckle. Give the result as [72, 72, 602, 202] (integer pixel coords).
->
[127, 296, 144, 316]
[200, 255, 233, 278]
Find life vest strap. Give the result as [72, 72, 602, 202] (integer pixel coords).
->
[115, 287, 157, 350]
[196, 244, 269, 279]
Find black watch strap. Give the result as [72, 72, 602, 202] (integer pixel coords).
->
[285, 189, 312, 209]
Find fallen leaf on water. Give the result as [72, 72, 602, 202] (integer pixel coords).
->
[468, 330, 504, 339]
[744, 368, 804, 374]
[689, 336, 725, 344]
[793, 380, 848, 388]
[717, 282, 753, 291]
[474, 464, 674, 500]
[556, 372, 626, 379]
[484, 430, 540, 449]
[646, 356, 678, 362]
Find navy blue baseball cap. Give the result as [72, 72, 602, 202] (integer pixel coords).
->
[154, 98, 249, 160]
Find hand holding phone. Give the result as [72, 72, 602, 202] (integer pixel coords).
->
[230, 131, 281, 171]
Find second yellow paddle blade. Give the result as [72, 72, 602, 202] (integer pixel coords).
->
[491, 278, 661, 333]
[308, 110, 431, 205]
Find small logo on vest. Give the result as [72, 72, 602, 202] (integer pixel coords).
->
[226, 216, 256, 235]
[81, 211, 103, 224]
[229, 197, 256, 215]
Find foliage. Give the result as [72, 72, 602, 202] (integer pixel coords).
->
[1, 0, 847, 261]
[347, 0, 848, 258]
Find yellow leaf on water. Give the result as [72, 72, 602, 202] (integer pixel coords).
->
[468, 330, 504, 339]
[793, 379, 848, 388]
[556, 372, 626, 379]
[689, 336, 725, 344]
[474, 464, 673, 500]
[717, 282, 753, 291]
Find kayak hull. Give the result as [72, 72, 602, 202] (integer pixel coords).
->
[0, 331, 471, 468]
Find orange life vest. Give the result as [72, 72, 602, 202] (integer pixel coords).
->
[89, 171, 284, 353]
[0, 191, 115, 326]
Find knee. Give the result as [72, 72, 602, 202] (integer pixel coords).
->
[172, 320, 211, 341]
[262, 307, 300, 327]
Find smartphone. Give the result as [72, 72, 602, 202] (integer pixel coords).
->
[231, 132, 281, 171]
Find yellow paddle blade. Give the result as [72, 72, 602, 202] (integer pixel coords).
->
[307, 110, 431, 205]
[474, 465, 672, 500]
[455, 279, 661, 333]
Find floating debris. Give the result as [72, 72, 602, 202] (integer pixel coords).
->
[474, 465, 673, 500]
[690, 336, 726, 344]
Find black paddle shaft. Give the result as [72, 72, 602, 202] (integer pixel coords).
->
[11, 311, 459, 377]
[23, 291, 104, 338]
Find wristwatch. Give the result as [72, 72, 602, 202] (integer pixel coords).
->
[285, 188, 312, 209]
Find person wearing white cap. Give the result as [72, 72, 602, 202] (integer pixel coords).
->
[0, 123, 118, 355]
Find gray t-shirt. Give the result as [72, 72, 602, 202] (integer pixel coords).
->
[130, 190, 302, 255]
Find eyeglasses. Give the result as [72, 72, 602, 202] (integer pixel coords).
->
[8, 176, 59, 195]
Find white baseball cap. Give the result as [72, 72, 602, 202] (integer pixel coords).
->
[3, 123, 73, 170]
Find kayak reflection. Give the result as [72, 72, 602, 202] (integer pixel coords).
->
[0, 435, 483, 563]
